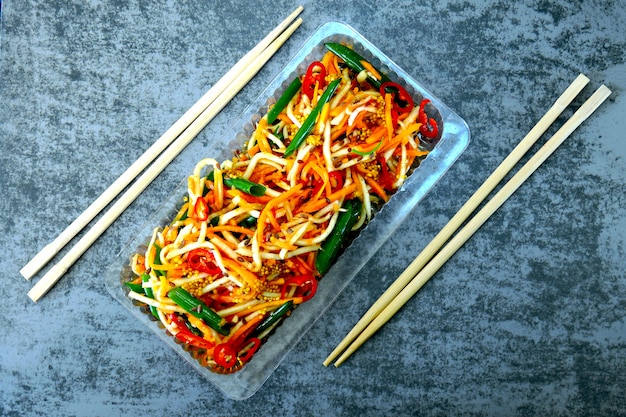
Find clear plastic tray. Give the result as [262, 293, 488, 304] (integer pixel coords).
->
[104, 21, 470, 400]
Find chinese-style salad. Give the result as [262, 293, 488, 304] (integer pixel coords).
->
[124, 43, 442, 373]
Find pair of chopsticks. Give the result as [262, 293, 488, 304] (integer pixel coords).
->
[23, 6, 305, 302]
[324, 74, 612, 367]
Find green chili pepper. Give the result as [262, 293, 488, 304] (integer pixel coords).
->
[324, 43, 390, 89]
[168, 287, 230, 336]
[315, 199, 362, 275]
[284, 77, 341, 158]
[267, 77, 302, 124]
[253, 300, 294, 336]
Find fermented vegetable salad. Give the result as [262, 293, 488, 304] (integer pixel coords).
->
[124, 43, 442, 373]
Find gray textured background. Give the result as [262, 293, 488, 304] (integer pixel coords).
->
[1, 1, 625, 416]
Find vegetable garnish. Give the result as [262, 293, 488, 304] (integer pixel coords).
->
[125, 44, 442, 373]
[187, 248, 221, 275]
[302, 61, 327, 100]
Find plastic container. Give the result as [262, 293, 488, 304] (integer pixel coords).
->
[104, 21, 470, 400]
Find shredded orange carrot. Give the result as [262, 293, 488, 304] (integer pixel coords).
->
[365, 126, 386, 145]
[209, 225, 255, 236]
[406, 149, 429, 157]
[166, 267, 185, 279]
[226, 314, 265, 346]
[298, 182, 358, 213]
[380, 122, 421, 153]
[207, 233, 238, 251]
[247, 143, 260, 156]
[256, 184, 303, 242]
[213, 169, 224, 210]
[234, 297, 304, 319]
[364, 176, 389, 202]
[347, 109, 368, 134]
[277, 112, 292, 124]
[317, 102, 331, 133]
[331, 124, 348, 141]
[222, 258, 261, 289]
[330, 101, 349, 118]
[255, 118, 272, 154]
[361, 59, 382, 80]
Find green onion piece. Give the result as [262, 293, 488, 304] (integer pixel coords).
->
[152, 244, 165, 277]
[253, 300, 294, 335]
[124, 281, 144, 293]
[223, 177, 266, 197]
[324, 43, 390, 89]
[207, 170, 266, 197]
[176, 209, 188, 222]
[284, 78, 341, 157]
[238, 215, 258, 228]
[168, 287, 230, 336]
[351, 141, 383, 156]
[141, 273, 160, 319]
[315, 199, 362, 275]
[267, 77, 302, 124]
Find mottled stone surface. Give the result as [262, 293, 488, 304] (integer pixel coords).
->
[1, 1, 625, 416]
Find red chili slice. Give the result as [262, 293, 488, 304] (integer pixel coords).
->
[193, 197, 209, 221]
[380, 81, 414, 114]
[168, 314, 215, 350]
[187, 248, 221, 275]
[280, 274, 318, 302]
[377, 155, 396, 192]
[214, 343, 238, 368]
[417, 99, 439, 139]
[302, 61, 327, 100]
[328, 171, 344, 192]
[237, 337, 261, 363]
[174, 331, 215, 350]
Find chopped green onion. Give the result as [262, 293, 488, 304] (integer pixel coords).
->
[267, 77, 302, 124]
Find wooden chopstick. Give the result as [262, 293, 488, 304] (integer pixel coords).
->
[323, 73, 589, 366]
[326, 80, 611, 367]
[324, 74, 589, 366]
[20, 5, 304, 281]
[27, 12, 303, 302]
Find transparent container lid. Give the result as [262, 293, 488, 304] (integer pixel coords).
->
[104, 21, 471, 400]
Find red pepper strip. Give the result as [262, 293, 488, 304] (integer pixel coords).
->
[168, 314, 215, 350]
[380, 81, 414, 114]
[214, 343, 238, 368]
[391, 108, 399, 130]
[193, 197, 209, 221]
[328, 171, 344, 192]
[377, 155, 396, 192]
[280, 274, 318, 302]
[310, 176, 324, 198]
[418, 99, 429, 125]
[187, 248, 222, 275]
[418, 99, 439, 139]
[420, 118, 439, 138]
[302, 61, 327, 100]
[238, 337, 261, 363]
